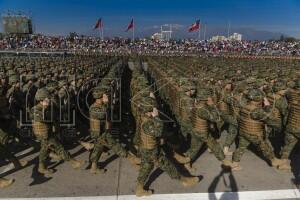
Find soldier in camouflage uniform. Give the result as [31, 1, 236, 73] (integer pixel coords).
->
[217, 81, 239, 156]
[231, 89, 284, 171]
[0, 129, 15, 188]
[265, 81, 289, 134]
[31, 88, 84, 175]
[171, 80, 197, 166]
[88, 86, 139, 174]
[278, 78, 300, 170]
[6, 74, 25, 138]
[0, 82, 28, 188]
[184, 88, 232, 170]
[136, 101, 200, 197]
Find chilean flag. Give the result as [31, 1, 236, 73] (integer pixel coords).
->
[126, 19, 134, 32]
[94, 18, 103, 30]
[188, 20, 200, 32]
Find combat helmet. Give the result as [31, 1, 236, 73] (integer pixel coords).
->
[9, 74, 19, 85]
[196, 88, 211, 101]
[293, 78, 300, 89]
[35, 88, 50, 101]
[272, 81, 286, 93]
[246, 89, 264, 102]
[92, 86, 105, 99]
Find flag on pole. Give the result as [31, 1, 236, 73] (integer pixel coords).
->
[94, 18, 103, 30]
[188, 20, 200, 32]
[125, 19, 134, 32]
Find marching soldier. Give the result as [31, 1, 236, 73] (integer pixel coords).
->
[218, 81, 239, 156]
[265, 81, 289, 133]
[278, 78, 300, 170]
[184, 88, 232, 170]
[171, 80, 197, 165]
[31, 88, 84, 175]
[136, 101, 200, 197]
[231, 89, 284, 171]
[88, 86, 139, 174]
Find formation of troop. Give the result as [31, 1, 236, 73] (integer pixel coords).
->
[144, 57, 300, 174]
[0, 54, 132, 187]
[1, 53, 300, 197]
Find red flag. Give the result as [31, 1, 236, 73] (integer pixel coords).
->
[94, 18, 103, 30]
[126, 19, 134, 32]
[188, 20, 200, 32]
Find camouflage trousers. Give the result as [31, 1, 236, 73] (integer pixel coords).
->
[0, 144, 15, 161]
[137, 148, 181, 185]
[37, 136, 71, 164]
[280, 130, 300, 159]
[0, 128, 15, 161]
[224, 124, 238, 147]
[179, 121, 193, 139]
[0, 128, 9, 146]
[90, 131, 127, 163]
[232, 132, 275, 162]
[186, 131, 225, 162]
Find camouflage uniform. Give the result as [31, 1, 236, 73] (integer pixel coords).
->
[31, 88, 83, 175]
[232, 89, 283, 170]
[6, 74, 25, 137]
[0, 81, 27, 167]
[266, 82, 289, 133]
[136, 104, 199, 197]
[279, 79, 300, 170]
[218, 86, 239, 153]
[186, 88, 227, 163]
[138, 115, 181, 181]
[89, 87, 128, 173]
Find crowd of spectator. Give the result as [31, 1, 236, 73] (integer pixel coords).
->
[0, 34, 299, 56]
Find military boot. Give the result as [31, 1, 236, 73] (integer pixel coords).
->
[231, 162, 242, 171]
[19, 160, 28, 167]
[90, 162, 106, 174]
[180, 176, 200, 187]
[223, 146, 233, 156]
[12, 159, 28, 168]
[277, 159, 291, 170]
[49, 152, 62, 162]
[69, 159, 85, 169]
[0, 178, 14, 188]
[222, 159, 233, 168]
[127, 152, 141, 165]
[79, 141, 94, 151]
[184, 162, 197, 174]
[135, 183, 153, 197]
[174, 152, 191, 164]
[38, 163, 54, 175]
[271, 158, 285, 167]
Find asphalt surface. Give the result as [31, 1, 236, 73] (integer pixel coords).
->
[0, 132, 299, 198]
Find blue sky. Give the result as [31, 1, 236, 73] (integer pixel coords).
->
[1, 0, 300, 38]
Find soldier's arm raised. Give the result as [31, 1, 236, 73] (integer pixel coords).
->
[198, 107, 221, 123]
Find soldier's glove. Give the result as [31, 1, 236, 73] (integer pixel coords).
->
[216, 121, 224, 132]
[160, 138, 165, 145]
[263, 97, 270, 106]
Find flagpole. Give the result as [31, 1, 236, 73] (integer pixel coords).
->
[98, 27, 101, 40]
[133, 18, 135, 42]
[101, 26, 104, 40]
[198, 20, 201, 41]
[203, 23, 206, 40]
[227, 20, 231, 38]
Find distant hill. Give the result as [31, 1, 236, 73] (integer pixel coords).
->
[135, 25, 287, 41]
